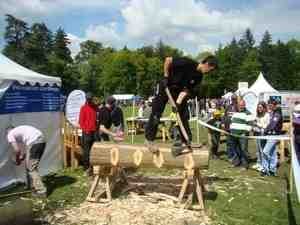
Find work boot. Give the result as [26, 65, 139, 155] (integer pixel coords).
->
[145, 140, 159, 154]
[29, 171, 47, 197]
[171, 140, 184, 157]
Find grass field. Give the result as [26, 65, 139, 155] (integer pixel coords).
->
[1, 106, 300, 225]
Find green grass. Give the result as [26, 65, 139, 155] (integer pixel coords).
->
[1, 106, 300, 225]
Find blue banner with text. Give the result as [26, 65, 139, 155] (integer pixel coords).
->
[0, 82, 62, 114]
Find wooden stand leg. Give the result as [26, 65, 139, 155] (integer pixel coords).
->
[194, 169, 204, 210]
[178, 176, 189, 203]
[177, 169, 205, 210]
[71, 148, 75, 168]
[86, 166, 101, 202]
[86, 166, 127, 203]
[63, 146, 68, 168]
[105, 176, 112, 201]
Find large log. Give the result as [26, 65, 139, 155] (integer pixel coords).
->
[90, 142, 209, 170]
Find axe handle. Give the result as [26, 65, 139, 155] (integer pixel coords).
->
[165, 87, 190, 144]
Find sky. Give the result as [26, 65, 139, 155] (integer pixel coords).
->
[0, 0, 300, 57]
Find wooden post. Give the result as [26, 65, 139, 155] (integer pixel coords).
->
[177, 169, 205, 210]
[86, 166, 101, 202]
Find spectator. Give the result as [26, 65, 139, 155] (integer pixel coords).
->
[98, 96, 125, 142]
[261, 99, 283, 176]
[223, 94, 239, 161]
[252, 102, 270, 171]
[143, 100, 152, 119]
[293, 104, 300, 162]
[79, 92, 97, 173]
[6, 125, 47, 196]
[138, 101, 145, 118]
[207, 100, 222, 159]
[229, 99, 254, 169]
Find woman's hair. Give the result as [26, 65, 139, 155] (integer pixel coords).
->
[256, 101, 267, 117]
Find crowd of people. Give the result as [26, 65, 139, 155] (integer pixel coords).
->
[78, 94, 125, 175]
[205, 94, 285, 176]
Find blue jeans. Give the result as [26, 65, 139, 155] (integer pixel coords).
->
[256, 139, 266, 166]
[231, 136, 249, 167]
[262, 139, 278, 173]
[226, 135, 237, 160]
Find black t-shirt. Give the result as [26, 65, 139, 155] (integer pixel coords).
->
[168, 57, 203, 96]
[111, 106, 124, 131]
[98, 105, 124, 130]
[98, 106, 112, 129]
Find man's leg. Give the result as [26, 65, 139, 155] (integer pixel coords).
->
[230, 137, 240, 166]
[211, 131, 220, 158]
[269, 144, 278, 174]
[27, 142, 47, 196]
[82, 132, 95, 170]
[178, 102, 192, 143]
[261, 139, 278, 175]
[239, 138, 249, 169]
[145, 89, 168, 143]
[226, 135, 237, 160]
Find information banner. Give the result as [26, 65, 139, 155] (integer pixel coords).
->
[0, 81, 62, 114]
[65, 90, 86, 126]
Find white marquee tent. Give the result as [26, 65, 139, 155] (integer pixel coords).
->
[248, 72, 278, 96]
[0, 54, 62, 189]
[243, 72, 278, 115]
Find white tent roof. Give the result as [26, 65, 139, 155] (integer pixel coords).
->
[0, 53, 61, 86]
[235, 87, 249, 96]
[113, 94, 134, 100]
[248, 72, 278, 96]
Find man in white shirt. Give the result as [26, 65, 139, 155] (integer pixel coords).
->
[6, 125, 47, 196]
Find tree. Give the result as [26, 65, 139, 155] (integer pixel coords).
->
[273, 40, 296, 89]
[49, 27, 73, 93]
[258, 30, 274, 80]
[3, 14, 29, 65]
[155, 39, 183, 61]
[137, 45, 155, 58]
[239, 28, 255, 53]
[52, 27, 72, 63]
[24, 23, 53, 73]
[75, 40, 104, 63]
[238, 49, 261, 84]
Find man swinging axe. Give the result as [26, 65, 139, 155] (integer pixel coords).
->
[145, 55, 218, 156]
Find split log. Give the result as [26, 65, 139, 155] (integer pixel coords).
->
[90, 142, 209, 170]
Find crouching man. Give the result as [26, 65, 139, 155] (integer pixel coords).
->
[6, 125, 47, 196]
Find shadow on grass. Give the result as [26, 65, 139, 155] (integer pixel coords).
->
[205, 176, 234, 183]
[285, 175, 297, 225]
[43, 174, 77, 196]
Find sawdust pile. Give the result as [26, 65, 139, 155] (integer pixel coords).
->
[44, 192, 209, 225]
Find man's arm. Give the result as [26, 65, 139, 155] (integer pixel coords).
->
[164, 57, 172, 77]
[99, 125, 116, 137]
[99, 125, 123, 141]
[176, 91, 188, 105]
[10, 141, 21, 153]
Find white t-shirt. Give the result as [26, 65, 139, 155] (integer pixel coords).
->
[7, 125, 44, 146]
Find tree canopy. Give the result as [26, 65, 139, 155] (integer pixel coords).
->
[2, 16, 300, 98]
